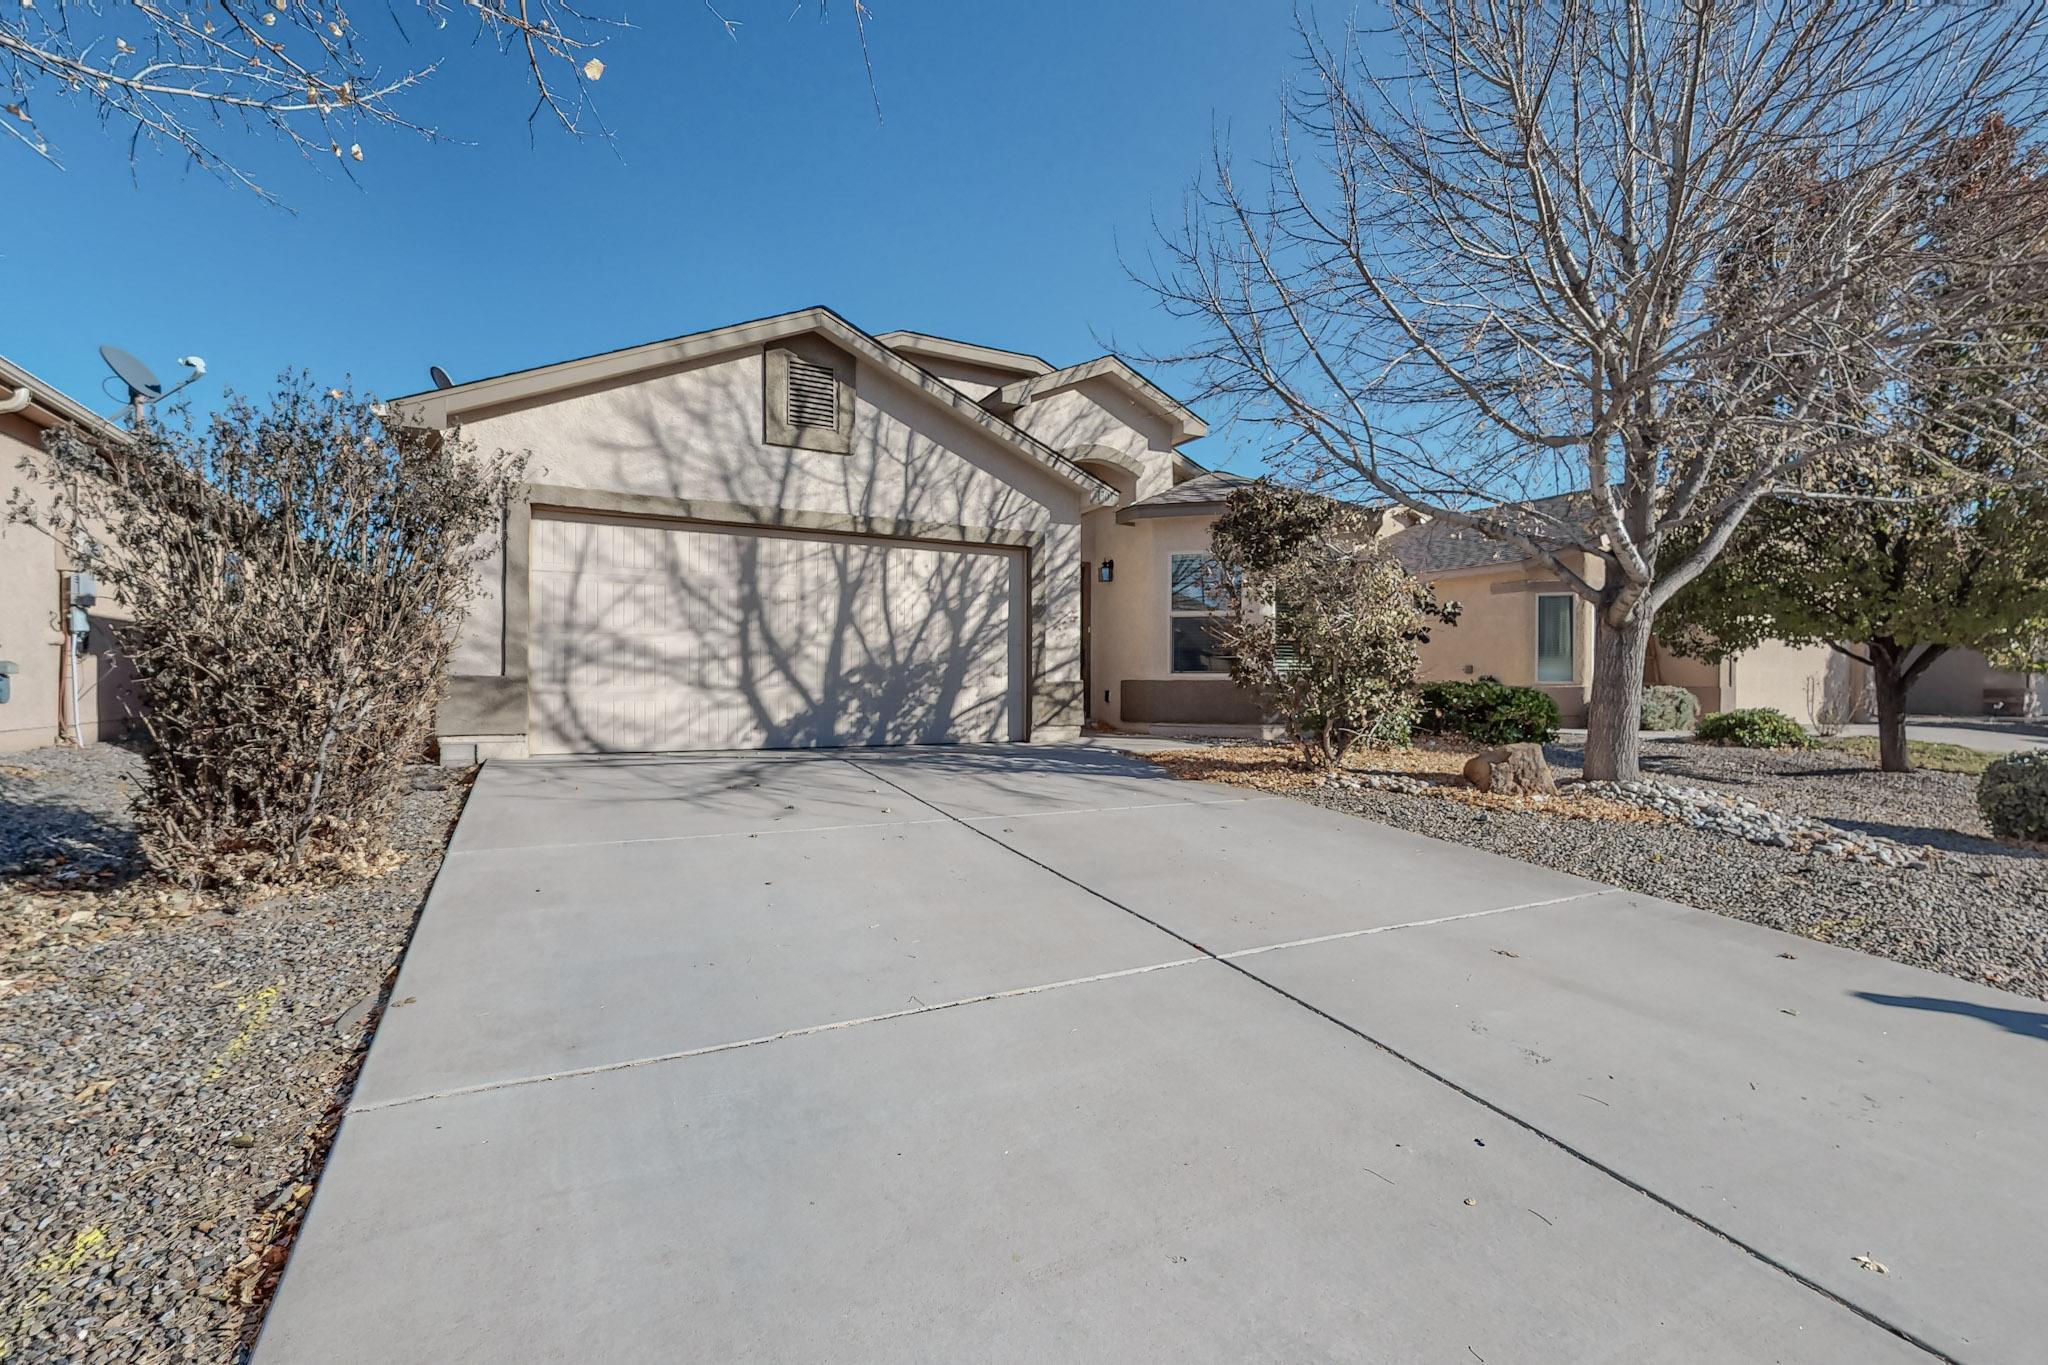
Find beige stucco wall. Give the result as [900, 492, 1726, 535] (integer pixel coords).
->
[1006, 380, 1179, 502]
[1079, 507, 1248, 728]
[1722, 639, 1845, 721]
[1647, 643, 1728, 714]
[443, 342, 1090, 748]
[1906, 647, 2035, 716]
[0, 412, 135, 753]
[1413, 560, 1600, 725]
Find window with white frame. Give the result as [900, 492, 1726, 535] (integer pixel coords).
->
[1535, 593, 1575, 683]
[1169, 553, 1231, 674]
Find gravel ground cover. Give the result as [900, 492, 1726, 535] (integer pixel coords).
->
[1, 743, 469, 1363]
[1149, 737, 2048, 999]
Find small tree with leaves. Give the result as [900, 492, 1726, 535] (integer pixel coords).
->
[10, 377, 524, 886]
[1661, 451, 2048, 773]
[1210, 482, 1459, 768]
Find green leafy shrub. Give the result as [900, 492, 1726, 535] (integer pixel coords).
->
[1641, 685, 1700, 731]
[1416, 680, 1561, 745]
[1978, 751, 2048, 843]
[1694, 707, 1811, 749]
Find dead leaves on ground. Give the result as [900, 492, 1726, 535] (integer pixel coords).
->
[1143, 743, 1669, 826]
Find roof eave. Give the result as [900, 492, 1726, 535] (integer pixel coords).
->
[872, 330, 1055, 378]
[390, 307, 1119, 509]
[0, 355, 125, 439]
[1114, 500, 1230, 526]
[988, 356, 1209, 446]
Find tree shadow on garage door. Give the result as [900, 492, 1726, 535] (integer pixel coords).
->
[529, 517, 1018, 752]
[519, 369, 1103, 755]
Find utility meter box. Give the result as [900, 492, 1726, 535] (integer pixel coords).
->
[68, 571, 98, 608]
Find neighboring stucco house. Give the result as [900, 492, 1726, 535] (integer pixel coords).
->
[403, 307, 1254, 759]
[1382, 501, 2039, 725]
[0, 356, 135, 755]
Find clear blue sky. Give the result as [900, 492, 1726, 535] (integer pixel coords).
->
[5, 1, 1309, 472]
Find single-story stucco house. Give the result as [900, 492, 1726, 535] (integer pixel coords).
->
[8, 311, 2035, 763]
[0, 355, 136, 755]
[401, 308, 2045, 760]
[402, 307, 1268, 760]
[1381, 498, 2041, 727]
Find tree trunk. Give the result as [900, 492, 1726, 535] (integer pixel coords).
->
[1869, 640, 1913, 774]
[1584, 609, 1657, 782]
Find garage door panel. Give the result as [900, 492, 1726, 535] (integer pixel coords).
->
[529, 516, 1017, 754]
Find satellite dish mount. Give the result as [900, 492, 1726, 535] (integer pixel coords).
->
[99, 345, 206, 427]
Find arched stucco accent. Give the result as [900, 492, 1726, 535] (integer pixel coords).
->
[1067, 442, 1147, 482]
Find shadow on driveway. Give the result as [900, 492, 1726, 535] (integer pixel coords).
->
[1852, 991, 2048, 1041]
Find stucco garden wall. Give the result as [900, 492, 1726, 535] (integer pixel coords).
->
[1907, 647, 2035, 716]
[1724, 639, 1840, 721]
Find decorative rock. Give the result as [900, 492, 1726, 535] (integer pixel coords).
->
[1461, 743, 1557, 797]
[1576, 778, 1930, 869]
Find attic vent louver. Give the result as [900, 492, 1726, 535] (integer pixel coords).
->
[787, 357, 839, 428]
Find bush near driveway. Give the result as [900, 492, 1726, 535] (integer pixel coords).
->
[1416, 680, 1561, 745]
[1640, 685, 1700, 731]
[1208, 482, 1457, 768]
[1978, 751, 2048, 843]
[1695, 708, 1812, 750]
[13, 376, 522, 887]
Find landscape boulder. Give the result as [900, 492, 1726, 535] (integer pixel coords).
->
[1461, 742, 1556, 796]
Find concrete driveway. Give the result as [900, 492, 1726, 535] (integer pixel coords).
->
[1836, 717, 2048, 754]
[257, 746, 2045, 1364]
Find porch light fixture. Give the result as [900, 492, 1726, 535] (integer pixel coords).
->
[1099, 560, 1114, 583]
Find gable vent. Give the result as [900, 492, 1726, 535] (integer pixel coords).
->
[787, 357, 839, 428]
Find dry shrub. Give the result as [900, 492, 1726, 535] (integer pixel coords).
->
[14, 375, 522, 886]
[1208, 482, 1458, 768]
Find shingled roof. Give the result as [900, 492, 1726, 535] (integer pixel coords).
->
[1383, 490, 1604, 576]
[1114, 469, 1256, 523]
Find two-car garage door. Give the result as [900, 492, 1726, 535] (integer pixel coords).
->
[527, 513, 1023, 754]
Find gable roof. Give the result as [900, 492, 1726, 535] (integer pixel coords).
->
[1383, 489, 1604, 576]
[1114, 469, 1253, 524]
[981, 355, 1209, 446]
[872, 330, 1054, 379]
[389, 307, 1119, 508]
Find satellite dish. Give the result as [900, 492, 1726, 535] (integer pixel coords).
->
[95, 346, 207, 424]
[428, 365, 454, 390]
[100, 346, 164, 402]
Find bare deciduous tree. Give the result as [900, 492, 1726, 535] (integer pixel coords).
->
[1145, 0, 2048, 780]
[1, 0, 877, 196]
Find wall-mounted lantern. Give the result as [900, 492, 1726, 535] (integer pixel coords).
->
[1098, 560, 1114, 583]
